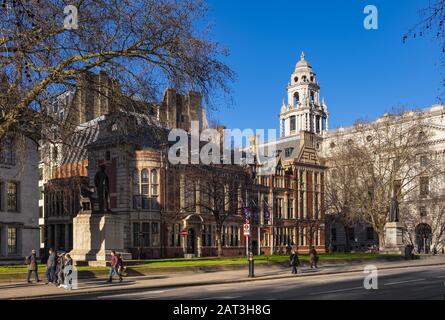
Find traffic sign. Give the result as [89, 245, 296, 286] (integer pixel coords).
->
[243, 224, 251, 237]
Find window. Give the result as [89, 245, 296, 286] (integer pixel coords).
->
[171, 224, 182, 247]
[366, 227, 374, 240]
[274, 198, 284, 219]
[8, 227, 17, 255]
[290, 116, 296, 132]
[39, 206, 43, 218]
[151, 222, 159, 246]
[420, 207, 427, 217]
[0, 181, 3, 211]
[105, 151, 111, 161]
[133, 169, 160, 210]
[347, 227, 355, 241]
[293, 92, 300, 105]
[133, 222, 151, 247]
[7, 182, 19, 212]
[0, 137, 15, 166]
[331, 228, 337, 241]
[288, 198, 294, 219]
[39, 186, 44, 200]
[202, 225, 212, 247]
[420, 177, 429, 198]
[285, 147, 294, 158]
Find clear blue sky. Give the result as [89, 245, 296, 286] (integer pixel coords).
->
[205, 0, 443, 131]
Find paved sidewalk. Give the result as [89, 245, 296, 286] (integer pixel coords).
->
[1, 255, 444, 300]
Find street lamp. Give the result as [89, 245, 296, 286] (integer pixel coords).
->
[246, 161, 257, 278]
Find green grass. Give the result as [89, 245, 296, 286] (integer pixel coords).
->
[0, 253, 395, 274]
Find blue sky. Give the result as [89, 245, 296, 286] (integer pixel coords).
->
[205, 0, 443, 131]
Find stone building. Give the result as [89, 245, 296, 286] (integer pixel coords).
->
[247, 53, 328, 254]
[0, 135, 39, 264]
[321, 105, 445, 253]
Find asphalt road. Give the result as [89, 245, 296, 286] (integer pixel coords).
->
[47, 264, 445, 300]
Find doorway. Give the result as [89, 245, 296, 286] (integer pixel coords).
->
[186, 228, 195, 254]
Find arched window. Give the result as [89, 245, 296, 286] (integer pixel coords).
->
[302, 75, 307, 82]
[310, 92, 315, 104]
[141, 169, 149, 195]
[294, 76, 298, 83]
[151, 169, 159, 196]
[293, 92, 299, 106]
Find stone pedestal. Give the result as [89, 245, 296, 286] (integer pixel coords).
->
[381, 222, 405, 255]
[70, 212, 131, 266]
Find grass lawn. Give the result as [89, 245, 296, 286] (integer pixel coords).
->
[0, 253, 396, 274]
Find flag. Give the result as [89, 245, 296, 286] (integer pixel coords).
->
[263, 201, 270, 224]
[252, 208, 259, 224]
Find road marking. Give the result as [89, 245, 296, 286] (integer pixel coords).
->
[200, 296, 241, 300]
[436, 276, 445, 279]
[309, 287, 363, 295]
[384, 279, 425, 286]
[98, 290, 166, 299]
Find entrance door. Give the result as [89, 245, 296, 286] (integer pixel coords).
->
[187, 229, 195, 254]
[415, 223, 432, 254]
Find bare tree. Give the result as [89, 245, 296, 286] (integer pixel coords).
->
[0, 0, 233, 144]
[176, 164, 248, 257]
[324, 112, 441, 248]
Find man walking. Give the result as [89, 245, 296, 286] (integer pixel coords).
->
[310, 247, 319, 269]
[45, 248, 56, 284]
[289, 250, 300, 274]
[107, 251, 123, 283]
[26, 249, 40, 283]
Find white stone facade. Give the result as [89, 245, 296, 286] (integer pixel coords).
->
[0, 137, 40, 264]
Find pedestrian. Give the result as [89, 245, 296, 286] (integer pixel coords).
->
[117, 253, 126, 277]
[56, 253, 65, 287]
[45, 248, 56, 284]
[25, 249, 40, 283]
[107, 251, 123, 283]
[310, 247, 319, 269]
[61, 254, 74, 290]
[289, 250, 300, 274]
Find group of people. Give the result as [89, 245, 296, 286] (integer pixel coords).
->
[26, 248, 73, 289]
[289, 247, 319, 274]
[25, 249, 126, 288]
[43, 248, 74, 289]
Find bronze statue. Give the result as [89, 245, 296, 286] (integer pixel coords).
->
[389, 196, 399, 222]
[94, 164, 111, 213]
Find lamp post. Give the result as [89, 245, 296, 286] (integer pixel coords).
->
[246, 161, 257, 278]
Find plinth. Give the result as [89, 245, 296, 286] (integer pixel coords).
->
[70, 211, 132, 266]
[381, 222, 405, 255]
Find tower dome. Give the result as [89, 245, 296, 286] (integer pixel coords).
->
[295, 52, 312, 70]
[279, 52, 329, 138]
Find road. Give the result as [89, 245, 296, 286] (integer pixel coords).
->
[42, 264, 445, 300]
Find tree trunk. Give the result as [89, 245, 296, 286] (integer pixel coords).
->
[215, 227, 223, 257]
[377, 228, 385, 250]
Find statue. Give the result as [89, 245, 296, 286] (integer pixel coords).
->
[389, 196, 399, 222]
[94, 164, 111, 213]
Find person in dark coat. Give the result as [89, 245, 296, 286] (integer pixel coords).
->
[289, 250, 300, 274]
[45, 248, 56, 284]
[310, 247, 319, 269]
[26, 249, 40, 283]
[107, 251, 123, 283]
